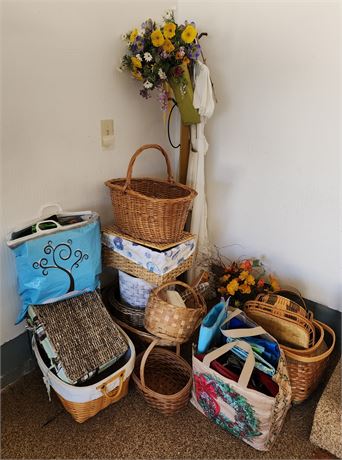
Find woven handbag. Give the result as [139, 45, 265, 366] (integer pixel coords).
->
[144, 281, 207, 343]
[244, 300, 315, 349]
[132, 339, 192, 415]
[105, 144, 197, 244]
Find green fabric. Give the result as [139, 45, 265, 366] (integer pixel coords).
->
[169, 64, 200, 125]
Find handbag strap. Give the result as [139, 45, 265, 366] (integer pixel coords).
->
[220, 308, 267, 338]
[123, 144, 175, 191]
[202, 340, 255, 388]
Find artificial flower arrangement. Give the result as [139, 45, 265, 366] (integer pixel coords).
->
[119, 10, 201, 124]
[215, 258, 281, 308]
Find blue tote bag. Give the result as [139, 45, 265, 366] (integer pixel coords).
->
[7, 206, 101, 323]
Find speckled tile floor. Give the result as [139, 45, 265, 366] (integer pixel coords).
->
[1, 348, 340, 460]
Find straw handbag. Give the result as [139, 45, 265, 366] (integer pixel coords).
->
[105, 144, 197, 244]
[144, 280, 207, 343]
[244, 300, 315, 349]
[132, 339, 192, 415]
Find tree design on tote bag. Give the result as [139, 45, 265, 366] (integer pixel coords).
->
[194, 373, 262, 441]
[32, 240, 89, 293]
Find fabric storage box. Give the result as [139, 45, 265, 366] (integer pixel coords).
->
[118, 270, 155, 308]
[102, 225, 195, 276]
[32, 325, 135, 423]
[191, 308, 292, 451]
[7, 204, 101, 323]
[27, 290, 128, 385]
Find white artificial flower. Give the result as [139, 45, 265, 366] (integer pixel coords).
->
[144, 52, 153, 62]
[143, 80, 153, 89]
[116, 67, 123, 73]
[164, 9, 174, 20]
[121, 33, 128, 41]
[158, 68, 167, 80]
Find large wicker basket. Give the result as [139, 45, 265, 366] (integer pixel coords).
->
[105, 144, 197, 244]
[132, 339, 192, 415]
[144, 281, 207, 343]
[281, 320, 335, 404]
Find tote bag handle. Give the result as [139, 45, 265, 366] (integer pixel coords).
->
[202, 340, 255, 388]
[220, 308, 267, 338]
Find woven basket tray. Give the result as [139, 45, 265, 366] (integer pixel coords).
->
[132, 339, 193, 415]
[256, 289, 309, 318]
[244, 300, 315, 349]
[103, 247, 193, 286]
[105, 144, 197, 244]
[144, 281, 207, 344]
[281, 320, 335, 404]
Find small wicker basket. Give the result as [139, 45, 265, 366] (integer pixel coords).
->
[144, 281, 207, 344]
[105, 144, 197, 244]
[132, 339, 193, 415]
[108, 291, 145, 329]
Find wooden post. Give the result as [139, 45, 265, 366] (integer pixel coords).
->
[178, 124, 190, 184]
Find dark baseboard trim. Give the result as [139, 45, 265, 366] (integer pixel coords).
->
[1, 299, 341, 388]
[1, 330, 37, 389]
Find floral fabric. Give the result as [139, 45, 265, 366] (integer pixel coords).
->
[102, 231, 195, 275]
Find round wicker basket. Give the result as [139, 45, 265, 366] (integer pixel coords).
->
[132, 339, 192, 415]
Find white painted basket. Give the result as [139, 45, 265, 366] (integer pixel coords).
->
[118, 270, 155, 308]
[32, 325, 135, 423]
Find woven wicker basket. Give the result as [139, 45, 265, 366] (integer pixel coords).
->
[105, 144, 197, 244]
[103, 246, 194, 286]
[32, 326, 135, 423]
[244, 300, 315, 349]
[107, 287, 145, 328]
[281, 320, 335, 404]
[132, 339, 192, 415]
[144, 281, 207, 343]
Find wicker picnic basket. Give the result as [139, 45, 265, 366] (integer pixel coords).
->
[132, 339, 192, 415]
[105, 144, 197, 244]
[144, 281, 207, 343]
[32, 326, 135, 423]
[281, 320, 335, 404]
[244, 300, 315, 349]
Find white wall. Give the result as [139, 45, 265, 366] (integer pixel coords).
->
[178, 1, 341, 310]
[1, 0, 174, 344]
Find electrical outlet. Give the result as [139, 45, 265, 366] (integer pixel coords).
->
[101, 119, 114, 147]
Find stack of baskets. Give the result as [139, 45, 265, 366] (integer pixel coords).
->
[104, 144, 204, 415]
[244, 290, 335, 403]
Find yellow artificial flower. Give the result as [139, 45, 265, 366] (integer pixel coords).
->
[163, 38, 175, 53]
[129, 28, 138, 43]
[181, 25, 197, 43]
[131, 69, 143, 80]
[239, 283, 251, 294]
[239, 270, 249, 281]
[163, 22, 176, 39]
[227, 278, 239, 296]
[246, 274, 255, 286]
[183, 56, 190, 65]
[151, 29, 165, 47]
[269, 275, 280, 291]
[131, 56, 142, 68]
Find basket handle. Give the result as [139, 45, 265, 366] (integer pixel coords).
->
[140, 339, 180, 389]
[220, 308, 267, 338]
[97, 369, 125, 402]
[257, 288, 308, 311]
[123, 144, 175, 191]
[35, 220, 62, 233]
[153, 280, 200, 309]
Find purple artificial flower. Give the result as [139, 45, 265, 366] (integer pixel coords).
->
[158, 86, 169, 111]
[140, 88, 152, 99]
[141, 18, 153, 32]
[160, 51, 170, 60]
[188, 43, 201, 60]
[131, 36, 145, 53]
